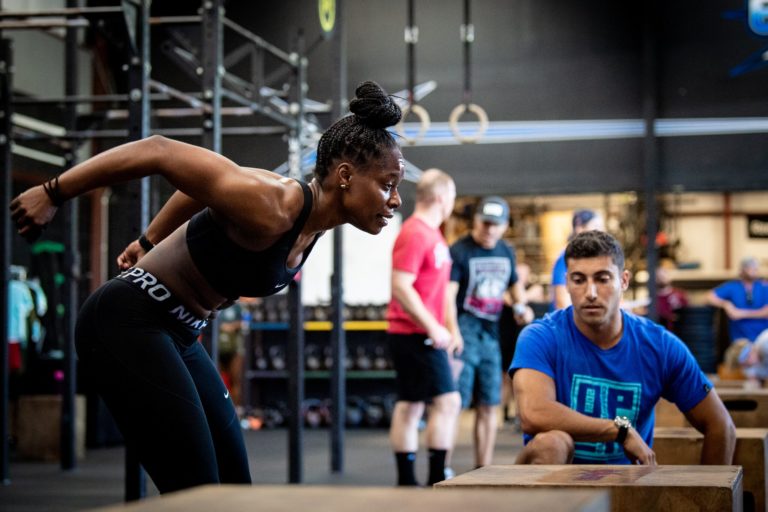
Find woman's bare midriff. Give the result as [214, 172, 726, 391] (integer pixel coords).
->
[134, 225, 228, 319]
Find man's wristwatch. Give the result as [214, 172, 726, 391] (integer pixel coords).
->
[614, 416, 631, 445]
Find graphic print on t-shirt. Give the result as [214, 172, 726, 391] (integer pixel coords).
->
[433, 242, 451, 270]
[569, 374, 641, 461]
[463, 256, 511, 321]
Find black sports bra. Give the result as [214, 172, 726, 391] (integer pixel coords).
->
[186, 180, 320, 299]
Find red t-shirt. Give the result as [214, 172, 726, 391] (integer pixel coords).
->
[386, 216, 452, 334]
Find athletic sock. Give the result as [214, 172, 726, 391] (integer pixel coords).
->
[427, 448, 448, 486]
[394, 452, 418, 486]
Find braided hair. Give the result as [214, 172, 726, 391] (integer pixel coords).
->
[314, 81, 402, 182]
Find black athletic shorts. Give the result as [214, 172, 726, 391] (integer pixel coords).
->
[388, 332, 457, 402]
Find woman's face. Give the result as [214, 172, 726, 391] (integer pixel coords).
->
[343, 146, 405, 235]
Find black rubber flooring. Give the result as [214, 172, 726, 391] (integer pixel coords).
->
[0, 414, 524, 511]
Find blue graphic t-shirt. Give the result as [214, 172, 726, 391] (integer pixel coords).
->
[510, 307, 712, 464]
[450, 235, 517, 327]
[713, 280, 768, 342]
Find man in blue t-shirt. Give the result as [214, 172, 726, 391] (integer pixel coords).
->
[448, 196, 531, 468]
[511, 231, 735, 465]
[551, 209, 605, 311]
[707, 257, 768, 343]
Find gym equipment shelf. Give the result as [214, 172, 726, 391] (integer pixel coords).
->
[246, 370, 396, 380]
[250, 320, 389, 331]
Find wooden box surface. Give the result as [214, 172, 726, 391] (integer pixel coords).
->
[87, 484, 610, 512]
[654, 427, 768, 512]
[435, 464, 743, 512]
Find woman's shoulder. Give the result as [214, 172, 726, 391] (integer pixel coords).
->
[218, 171, 305, 238]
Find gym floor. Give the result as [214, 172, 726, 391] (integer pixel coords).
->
[0, 411, 524, 512]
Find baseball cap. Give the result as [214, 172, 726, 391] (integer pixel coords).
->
[476, 196, 509, 224]
[572, 209, 598, 229]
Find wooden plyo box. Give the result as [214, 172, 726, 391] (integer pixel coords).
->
[656, 389, 768, 429]
[655, 398, 690, 428]
[87, 484, 610, 512]
[435, 465, 744, 512]
[16, 394, 86, 461]
[654, 427, 768, 512]
[718, 389, 768, 428]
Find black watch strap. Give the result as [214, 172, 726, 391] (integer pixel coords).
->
[616, 424, 629, 445]
[614, 416, 630, 445]
[138, 233, 155, 252]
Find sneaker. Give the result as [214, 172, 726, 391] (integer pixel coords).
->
[444, 467, 455, 480]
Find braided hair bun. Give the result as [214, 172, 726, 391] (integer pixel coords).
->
[349, 81, 402, 129]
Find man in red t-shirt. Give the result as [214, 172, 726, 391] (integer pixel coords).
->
[387, 168, 462, 486]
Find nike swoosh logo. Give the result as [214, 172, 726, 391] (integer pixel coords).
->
[224, 389, 230, 399]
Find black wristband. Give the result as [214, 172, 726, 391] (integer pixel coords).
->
[42, 175, 64, 207]
[138, 234, 155, 252]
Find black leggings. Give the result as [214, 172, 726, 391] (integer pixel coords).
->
[75, 277, 251, 493]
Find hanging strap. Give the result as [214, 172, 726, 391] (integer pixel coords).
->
[460, 0, 474, 105]
[405, 0, 418, 105]
[397, 0, 430, 145]
[450, 0, 488, 143]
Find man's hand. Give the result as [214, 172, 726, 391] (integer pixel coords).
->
[723, 302, 746, 320]
[449, 329, 464, 356]
[514, 305, 535, 325]
[10, 186, 59, 241]
[117, 239, 147, 270]
[622, 428, 656, 465]
[426, 324, 453, 350]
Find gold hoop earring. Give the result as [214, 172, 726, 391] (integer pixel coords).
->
[340, 184, 348, 190]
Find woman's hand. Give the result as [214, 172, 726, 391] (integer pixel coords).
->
[9, 185, 58, 241]
[116, 239, 147, 270]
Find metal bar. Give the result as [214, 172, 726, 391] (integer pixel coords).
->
[124, 0, 150, 501]
[148, 15, 201, 25]
[221, 87, 296, 129]
[287, 278, 304, 484]
[201, 1, 222, 153]
[104, 106, 254, 120]
[223, 42, 254, 69]
[329, 0, 347, 475]
[11, 143, 66, 166]
[222, 17, 294, 65]
[148, 79, 204, 109]
[12, 93, 177, 104]
[13, 125, 287, 140]
[0, 6, 123, 18]
[0, 19, 90, 30]
[642, 0, 659, 321]
[287, 31, 306, 485]
[60, 0, 80, 472]
[200, 0, 223, 364]
[0, 37, 14, 486]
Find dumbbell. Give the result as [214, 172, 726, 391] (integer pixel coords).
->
[303, 398, 325, 428]
[262, 406, 285, 429]
[305, 344, 322, 370]
[364, 396, 385, 427]
[355, 345, 372, 370]
[269, 345, 286, 371]
[346, 396, 366, 427]
[373, 346, 389, 370]
[254, 346, 269, 370]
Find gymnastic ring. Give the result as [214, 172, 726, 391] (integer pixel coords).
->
[449, 103, 489, 143]
[395, 104, 431, 145]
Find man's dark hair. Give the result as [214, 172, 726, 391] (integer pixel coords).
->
[565, 230, 625, 270]
[314, 81, 401, 182]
